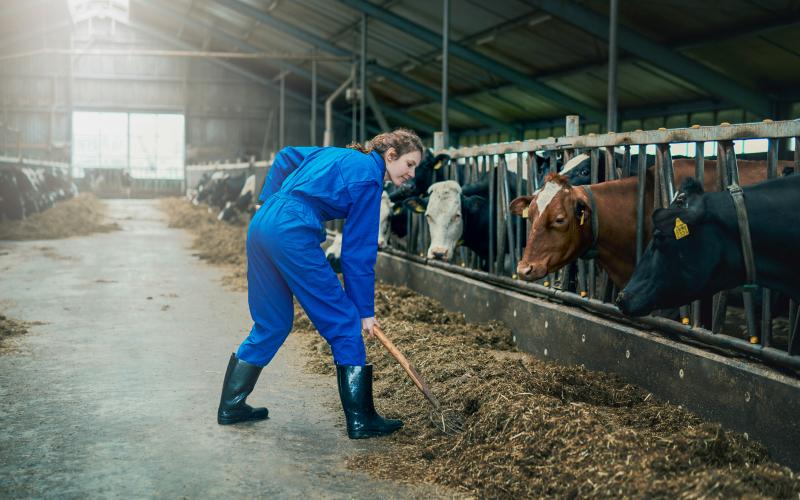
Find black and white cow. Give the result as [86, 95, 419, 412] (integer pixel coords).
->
[0, 165, 77, 221]
[218, 173, 258, 222]
[616, 175, 800, 317]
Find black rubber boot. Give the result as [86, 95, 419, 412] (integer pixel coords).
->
[217, 353, 269, 425]
[337, 364, 403, 439]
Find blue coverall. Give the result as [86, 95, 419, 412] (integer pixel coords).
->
[236, 146, 384, 367]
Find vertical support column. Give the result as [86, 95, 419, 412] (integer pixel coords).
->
[441, 0, 450, 148]
[360, 14, 367, 143]
[691, 140, 705, 326]
[279, 71, 285, 150]
[566, 115, 580, 293]
[635, 145, 647, 262]
[311, 55, 317, 145]
[761, 137, 779, 347]
[606, 0, 619, 133]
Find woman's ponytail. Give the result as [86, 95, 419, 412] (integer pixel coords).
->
[346, 128, 424, 158]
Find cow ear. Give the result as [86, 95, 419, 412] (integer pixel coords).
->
[509, 196, 533, 217]
[404, 197, 427, 213]
[574, 199, 589, 224]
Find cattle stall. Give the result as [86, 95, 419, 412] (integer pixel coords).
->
[378, 118, 800, 467]
[0, 155, 76, 220]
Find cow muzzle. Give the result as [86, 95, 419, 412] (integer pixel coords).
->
[615, 291, 646, 317]
[428, 246, 450, 261]
[516, 261, 546, 281]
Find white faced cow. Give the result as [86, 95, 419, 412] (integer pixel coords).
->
[424, 180, 463, 261]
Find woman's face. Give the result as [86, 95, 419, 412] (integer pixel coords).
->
[384, 148, 422, 187]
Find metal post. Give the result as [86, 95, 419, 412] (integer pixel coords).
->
[488, 155, 495, 274]
[311, 56, 317, 145]
[606, 0, 619, 132]
[441, 0, 450, 148]
[360, 14, 367, 143]
[587, 149, 600, 298]
[761, 137, 779, 347]
[635, 145, 647, 262]
[691, 141, 705, 326]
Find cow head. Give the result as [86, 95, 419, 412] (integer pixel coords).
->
[378, 191, 393, 249]
[559, 153, 592, 186]
[423, 180, 463, 261]
[387, 150, 450, 203]
[616, 178, 716, 316]
[510, 174, 594, 281]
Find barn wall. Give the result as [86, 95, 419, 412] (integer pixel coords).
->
[0, 18, 345, 167]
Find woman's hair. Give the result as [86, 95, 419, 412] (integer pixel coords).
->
[347, 128, 424, 158]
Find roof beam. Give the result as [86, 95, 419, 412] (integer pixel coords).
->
[131, 2, 427, 136]
[214, 0, 520, 131]
[368, 64, 516, 132]
[338, 0, 605, 123]
[525, 0, 772, 117]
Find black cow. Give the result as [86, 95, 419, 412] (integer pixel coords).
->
[616, 175, 800, 317]
[386, 150, 451, 203]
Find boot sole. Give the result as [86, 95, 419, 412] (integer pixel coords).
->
[347, 427, 402, 439]
[217, 413, 269, 425]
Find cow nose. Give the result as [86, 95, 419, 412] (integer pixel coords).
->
[378, 241, 385, 249]
[517, 263, 533, 279]
[430, 247, 448, 260]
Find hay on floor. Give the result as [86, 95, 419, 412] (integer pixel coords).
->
[0, 194, 120, 240]
[162, 197, 800, 498]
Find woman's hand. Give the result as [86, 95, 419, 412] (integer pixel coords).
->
[361, 316, 379, 337]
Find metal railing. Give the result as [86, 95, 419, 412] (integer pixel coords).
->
[384, 118, 800, 372]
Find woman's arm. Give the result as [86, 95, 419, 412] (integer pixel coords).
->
[258, 146, 318, 202]
[340, 181, 382, 319]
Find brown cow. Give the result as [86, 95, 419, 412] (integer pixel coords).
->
[509, 159, 789, 288]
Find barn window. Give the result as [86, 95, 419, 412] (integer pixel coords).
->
[71, 111, 184, 179]
[129, 113, 185, 179]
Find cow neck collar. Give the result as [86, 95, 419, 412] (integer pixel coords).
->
[727, 184, 757, 285]
[579, 185, 600, 260]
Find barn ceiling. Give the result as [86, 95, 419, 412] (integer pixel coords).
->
[2, 0, 799, 137]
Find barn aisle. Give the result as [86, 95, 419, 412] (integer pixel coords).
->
[0, 199, 446, 498]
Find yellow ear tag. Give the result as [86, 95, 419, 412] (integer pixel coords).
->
[674, 217, 689, 240]
[433, 161, 443, 170]
[579, 211, 585, 226]
[414, 205, 425, 214]
[522, 207, 529, 218]
[393, 206, 402, 215]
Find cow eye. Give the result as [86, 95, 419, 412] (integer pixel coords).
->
[554, 216, 566, 225]
[453, 213, 461, 219]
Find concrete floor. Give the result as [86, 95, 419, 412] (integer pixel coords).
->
[0, 200, 449, 499]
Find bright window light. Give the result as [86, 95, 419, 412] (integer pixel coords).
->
[742, 139, 769, 154]
[72, 111, 128, 178]
[129, 114, 185, 179]
[72, 111, 184, 179]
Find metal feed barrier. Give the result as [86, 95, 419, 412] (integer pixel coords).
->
[384, 118, 800, 373]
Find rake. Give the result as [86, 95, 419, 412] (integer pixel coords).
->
[373, 325, 463, 434]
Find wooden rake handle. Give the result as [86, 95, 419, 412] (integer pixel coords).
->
[372, 325, 442, 411]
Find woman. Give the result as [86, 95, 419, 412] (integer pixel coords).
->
[217, 128, 424, 439]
